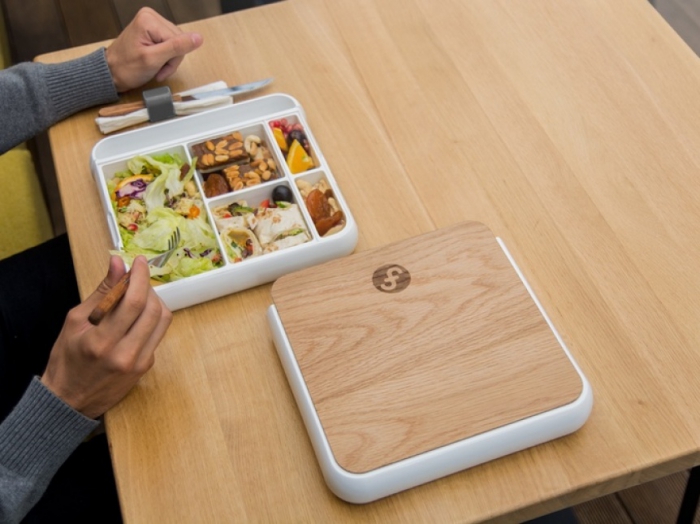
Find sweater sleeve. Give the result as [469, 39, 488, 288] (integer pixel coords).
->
[0, 48, 119, 154]
[0, 377, 99, 524]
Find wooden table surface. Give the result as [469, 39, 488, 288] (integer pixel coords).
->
[40, 0, 700, 522]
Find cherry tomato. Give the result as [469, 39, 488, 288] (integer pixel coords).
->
[188, 205, 201, 219]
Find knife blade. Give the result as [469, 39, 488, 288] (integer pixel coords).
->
[98, 78, 273, 118]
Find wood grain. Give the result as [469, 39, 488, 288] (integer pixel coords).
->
[37, 0, 700, 521]
[273, 222, 583, 473]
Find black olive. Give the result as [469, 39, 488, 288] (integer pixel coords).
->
[272, 185, 294, 203]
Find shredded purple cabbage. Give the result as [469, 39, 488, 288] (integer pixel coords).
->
[116, 179, 148, 199]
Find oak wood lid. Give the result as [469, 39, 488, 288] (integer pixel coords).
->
[271, 222, 583, 474]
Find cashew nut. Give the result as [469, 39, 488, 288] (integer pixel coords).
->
[244, 135, 262, 155]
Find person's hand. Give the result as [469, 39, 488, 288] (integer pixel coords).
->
[105, 7, 203, 93]
[41, 255, 172, 419]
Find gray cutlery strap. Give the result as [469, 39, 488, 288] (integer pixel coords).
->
[143, 86, 176, 123]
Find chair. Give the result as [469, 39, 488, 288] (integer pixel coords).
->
[677, 466, 700, 524]
[0, 8, 54, 260]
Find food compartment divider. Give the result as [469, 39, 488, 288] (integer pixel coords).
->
[192, 123, 285, 199]
[266, 113, 322, 177]
[266, 113, 325, 176]
[294, 170, 351, 238]
[210, 180, 315, 264]
[97, 144, 196, 250]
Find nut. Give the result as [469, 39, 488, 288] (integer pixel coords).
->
[184, 180, 197, 197]
[205, 141, 215, 151]
[296, 179, 312, 195]
[244, 135, 262, 155]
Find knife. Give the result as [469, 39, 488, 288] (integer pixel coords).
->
[98, 78, 273, 118]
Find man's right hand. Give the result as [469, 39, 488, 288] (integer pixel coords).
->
[105, 7, 204, 93]
[41, 255, 172, 419]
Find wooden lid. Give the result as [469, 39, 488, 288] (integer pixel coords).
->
[271, 222, 583, 474]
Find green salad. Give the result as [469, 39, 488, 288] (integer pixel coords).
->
[108, 152, 223, 282]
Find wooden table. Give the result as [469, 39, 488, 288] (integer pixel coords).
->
[40, 0, 700, 521]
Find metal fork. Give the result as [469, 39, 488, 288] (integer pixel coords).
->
[143, 227, 181, 269]
[88, 228, 181, 325]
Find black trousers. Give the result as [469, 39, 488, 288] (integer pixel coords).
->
[0, 235, 121, 524]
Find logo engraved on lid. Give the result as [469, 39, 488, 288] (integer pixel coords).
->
[372, 264, 411, 293]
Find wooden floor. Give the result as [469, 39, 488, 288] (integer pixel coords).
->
[574, 469, 699, 524]
[655, 0, 700, 55]
[2, 0, 700, 522]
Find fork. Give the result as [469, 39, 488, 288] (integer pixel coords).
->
[88, 228, 181, 326]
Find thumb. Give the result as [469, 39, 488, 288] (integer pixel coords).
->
[152, 33, 203, 82]
[153, 32, 203, 63]
[82, 256, 129, 309]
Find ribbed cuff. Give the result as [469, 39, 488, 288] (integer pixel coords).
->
[44, 48, 119, 121]
[0, 377, 99, 479]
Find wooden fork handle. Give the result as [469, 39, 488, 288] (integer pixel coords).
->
[98, 95, 184, 118]
[88, 272, 131, 325]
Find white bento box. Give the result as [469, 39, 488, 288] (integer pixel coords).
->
[90, 94, 358, 311]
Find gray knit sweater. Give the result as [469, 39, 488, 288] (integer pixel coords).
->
[0, 48, 118, 153]
[0, 49, 119, 523]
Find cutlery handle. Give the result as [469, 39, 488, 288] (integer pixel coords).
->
[98, 95, 184, 118]
[88, 272, 131, 325]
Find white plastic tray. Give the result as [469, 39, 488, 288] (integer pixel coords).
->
[91, 94, 357, 311]
[267, 238, 592, 504]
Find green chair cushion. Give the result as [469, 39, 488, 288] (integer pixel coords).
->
[0, 149, 53, 259]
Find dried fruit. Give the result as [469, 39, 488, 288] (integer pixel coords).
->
[305, 187, 343, 236]
[203, 173, 230, 198]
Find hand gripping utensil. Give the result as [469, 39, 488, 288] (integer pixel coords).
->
[88, 228, 181, 325]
